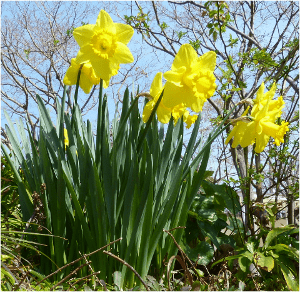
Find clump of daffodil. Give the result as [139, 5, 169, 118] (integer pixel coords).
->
[142, 72, 198, 128]
[225, 82, 289, 153]
[72, 10, 134, 82]
[163, 44, 217, 113]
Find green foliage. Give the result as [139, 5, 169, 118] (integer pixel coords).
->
[204, 1, 232, 42]
[1, 157, 55, 291]
[66, 27, 75, 37]
[1, 157, 23, 221]
[189, 39, 201, 51]
[124, 9, 150, 38]
[24, 49, 30, 59]
[176, 31, 187, 40]
[159, 22, 168, 31]
[183, 181, 242, 265]
[239, 47, 278, 72]
[213, 226, 299, 291]
[228, 34, 238, 48]
[2, 77, 226, 288]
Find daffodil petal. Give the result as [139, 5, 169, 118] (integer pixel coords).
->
[157, 105, 172, 124]
[115, 23, 134, 44]
[96, 10, 114, 31]
[163, 67, 186, 85]
[79, 74, 94, 94]
[64, 128, 69, 149]
[172, 44, 198, 70]
[63, 66, 78, 85]
[75, 46, 94, 63]
[255, 132, 270, 153]
[187, 94, 206, 113]
[196, 51, 217, 71]
[89, 58, 111, 80]
[111, 42, 134, 64]
[255, 82, 265, 104]
[163, 81, 194, 109]
[183, 113, 198, 129]
[172, 103, 186, 124]
[103, 79, 110, 88]
[73, 24, 96, 47]
[263, 83, 277, 102]
[150, 72, 163, 98]
[142, 100, 156, 123]
[231, 123, 246, 148]
[225, 126, 237, 145]
[239, 122, 256, 147]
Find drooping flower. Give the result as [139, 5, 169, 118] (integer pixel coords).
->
[63, 58, 106, 93]
[63, 58, 115, 93]
[142, 72, 173, 124]
[163, 44, 217, 113]
[225, 82, 289, 153]
[142, 72, 197, 128]
[73, 10, 134, 81]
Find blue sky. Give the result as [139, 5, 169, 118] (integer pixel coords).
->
[1, 1, 298, 177]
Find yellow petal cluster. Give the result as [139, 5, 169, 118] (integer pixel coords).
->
[143, 44, 217, 128]
[63, 10, 134, 93]
[142, 72, 198, 129]
[225, 82, 289, 153]
[63, 59, 104, 94]
[163, 44, 217, 112]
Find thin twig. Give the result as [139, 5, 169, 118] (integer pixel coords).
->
[12, 268, 30, 291]
[35, 237, 122, 286]
[50, 262, 90, 291]
[68, 271, 101, 290]
[79, 251, 102, 289]
[102, 250, 150, 291]
[163, 228, 207, 285]
[167, 254, 192, 290]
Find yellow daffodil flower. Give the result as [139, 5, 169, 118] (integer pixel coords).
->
[73, 10, 134, 81]
[142, 72, 197, 128]
[142, 72, 173, 124]
[64, 128, 69, 150]
[226, 82, 289, 153]
[251, 83, 285, 118]
[163, 44, 217, 113]
[63, 58, 105, 94]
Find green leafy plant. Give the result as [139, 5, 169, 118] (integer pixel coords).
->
[2, 75, 228, 288]
[213, 225, 299, 291]
[1, 157, 57, 291]
[182, 180, 243, 270]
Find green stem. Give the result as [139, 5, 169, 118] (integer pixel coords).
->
[71, 65, 84, 129]
[74, 64, 84, 105]
[95, 79, 104, 166]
